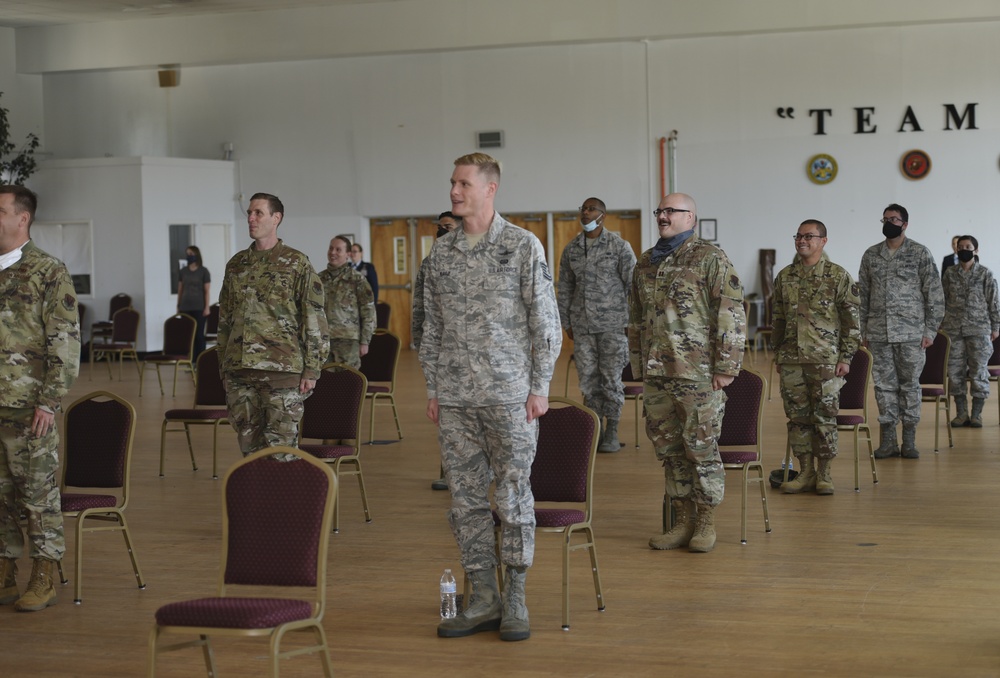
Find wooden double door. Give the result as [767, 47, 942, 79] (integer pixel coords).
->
[368, 210, 642, 350]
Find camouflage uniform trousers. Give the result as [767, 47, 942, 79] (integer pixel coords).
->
[779, 364, 845, 460]
[225, 372, 311, 459]
[438, 403, 537, 573]
[573, 331, 628, 419]
[0, 407, 64, 561]
[328, 338, 361, 370]
[642, 377, 726, 507]
[949, 334, 993, 399]
[868, 341, 925, 426]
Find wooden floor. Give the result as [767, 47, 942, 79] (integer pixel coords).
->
[6, 348, 1000, 677]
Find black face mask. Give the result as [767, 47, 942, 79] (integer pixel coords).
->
[957, 249, 976, 263]
[882, 223, 903, 239]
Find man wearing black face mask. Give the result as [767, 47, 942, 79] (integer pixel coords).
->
[858, 203, 944, 460]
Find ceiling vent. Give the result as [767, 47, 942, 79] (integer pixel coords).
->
[476, 130, 504, 149]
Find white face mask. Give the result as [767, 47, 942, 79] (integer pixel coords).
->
[581, 217, 601, 233]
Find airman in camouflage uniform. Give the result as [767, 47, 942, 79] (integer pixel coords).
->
[320, 235, 375, 370]
[941, 235, 1000, 428]
[629, 193, 745, 554]
[772, 220, 861, 495]
[558, 197, 636, 453]
[413, 212, 460, 491]
[217, 193, 329, 458]
[0, 186, 81, 612]
[420, 154, 561, 642]
[859, 204, 944, 459]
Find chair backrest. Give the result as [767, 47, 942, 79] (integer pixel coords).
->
[108, 293, 132, 320]
[838, 346, 872, 412]
[299, 364, 368, 442]
[205, 303, 220, 335]
[718, 368, 765, 448]
[193, 347, 227, 407]
[162, 313, 197, 357]
[359, 330, 401, 386]
[111, 307, 141, 343]
[529, 397, 599, 506]
[220, 447, 337, 592]
[62, 391, 137, 494]
[919, 331, 950, 387]
[375, 301, 391, 330]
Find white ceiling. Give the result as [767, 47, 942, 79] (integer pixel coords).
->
[0, 0, 397, 28]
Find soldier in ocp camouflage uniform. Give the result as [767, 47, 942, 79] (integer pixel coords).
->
[0, 186, 81, 612]
[859, 204, 944, 460]
[420, 154, 561, 642]
[941, 235, 1000, 428]
[558, 197, 636, 453]
[629, 193, 745, 554]
[320, 235, 374, 370]
[772, 220, 860, 495]
[217, 193, 329, 459]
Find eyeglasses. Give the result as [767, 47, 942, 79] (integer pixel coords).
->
[881, 217, 904, 225]
[579, 205, 604, 213]
[793, 234, 824, 241]
[653, 208, 691, 217]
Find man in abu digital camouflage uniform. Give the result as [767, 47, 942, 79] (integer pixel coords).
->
[629, 193, 745, 554]
[558, 197, 636, 453]
[217, 192, 329, 459]
[772, 219, 860, 495]
[420, 153, 561, 642]
[0, 185, 81, 612]
[859, 204, 944, 460]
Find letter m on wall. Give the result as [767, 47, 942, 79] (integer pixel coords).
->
[944, 103, 978, 130]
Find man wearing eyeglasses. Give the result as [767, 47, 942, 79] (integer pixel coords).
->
[772, 220, 860, 495]
[629, 193, 745, 553]
[557, 197, 637, 453]
[858, 203, 944, 460]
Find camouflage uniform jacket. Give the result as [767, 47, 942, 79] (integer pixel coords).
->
[771, 252, 861, 366]
[217, 240, 329, 380]
[627, 235, 746, 382]
[858, 237, 944, 343]
[0, 240, 81, 411]
[941, 262, 1000, 337]
[419, 212, 562, 406]
[557, 228, 637, 334]
[319, 263, 375, 343]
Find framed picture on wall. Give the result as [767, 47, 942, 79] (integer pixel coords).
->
[699, 219, 717, 242]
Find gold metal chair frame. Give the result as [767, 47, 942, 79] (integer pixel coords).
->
[57, 391, 145, 604]
[147, 447, 337, 677]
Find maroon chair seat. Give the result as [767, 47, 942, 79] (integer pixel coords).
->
[155, 597, 314, 629]
[298, 364, 371, 533]
[148, 447, 337, 677]
[58, 391, 144, 604]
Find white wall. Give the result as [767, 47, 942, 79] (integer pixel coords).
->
[37, 20, 1000, 298]
[30, 157, 236, 351]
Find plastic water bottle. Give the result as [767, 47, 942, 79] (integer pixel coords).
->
[439, 569, 457, 619]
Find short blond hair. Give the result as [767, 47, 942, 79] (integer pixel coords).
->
[454, 152, 501, 185]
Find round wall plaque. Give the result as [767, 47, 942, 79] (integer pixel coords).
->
[807, 154, 837, 185]
[901, 149, 931, 180]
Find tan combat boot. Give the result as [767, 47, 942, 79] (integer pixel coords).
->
[499, 566, 530, 642]
[0, 557, 18, 605]
[951, 395, 969, 427]
[815, 456, 834, 495]
[970, 398, 985, 428]
[688, 504, 717, 553]
[14, 558, 58, 612]
[649, 498, 696, 550]
[437, 568, 502, 637]
[782, 454, 816, 493]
